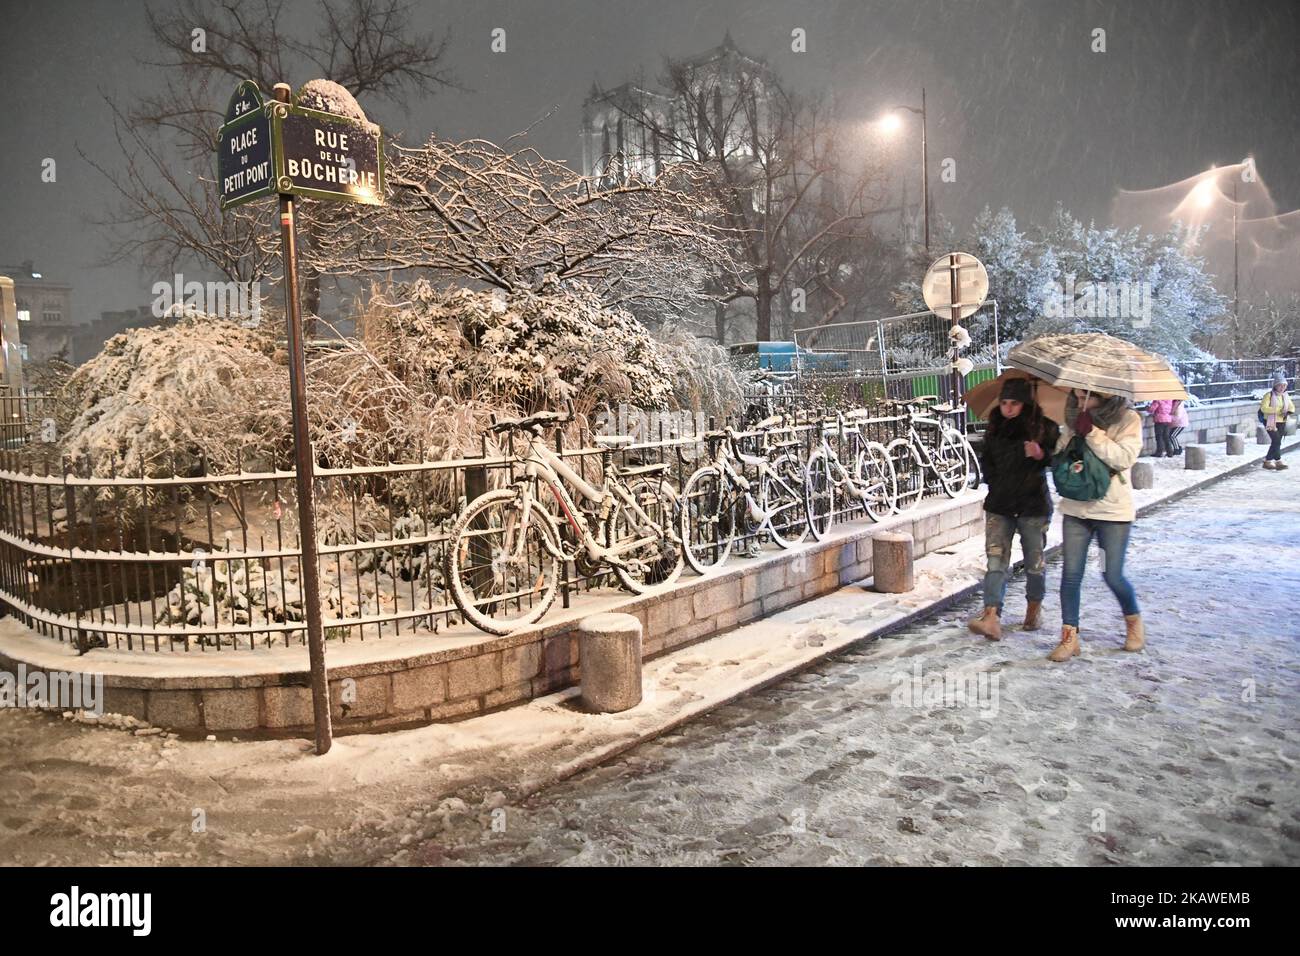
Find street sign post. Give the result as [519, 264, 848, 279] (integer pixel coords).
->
[923, 252, 990, 411]
[216, 79, 386, 755]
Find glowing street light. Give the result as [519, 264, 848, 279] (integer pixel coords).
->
[1187, 162, 1252, 319]
[1190, 178, 1218, 209]
[877, 112, 903, 135]
[877, 88, 929, 252]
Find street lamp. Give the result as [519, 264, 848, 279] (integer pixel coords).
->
[1188, 166, 1245, 320]
[1191, 178, 1217, 209]
[879, 87, 929, 252]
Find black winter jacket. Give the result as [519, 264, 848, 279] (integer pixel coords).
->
[980, 410, 1060, 518]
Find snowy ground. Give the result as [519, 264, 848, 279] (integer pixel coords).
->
[0, 451, 1296, 865]
[391, 462, 1300, 866]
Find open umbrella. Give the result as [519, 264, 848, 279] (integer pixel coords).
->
[1007, 333, 1188, 402]
[965, 369, 1069, 423]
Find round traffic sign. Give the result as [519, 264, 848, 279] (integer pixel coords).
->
[922, 252, 989, 321]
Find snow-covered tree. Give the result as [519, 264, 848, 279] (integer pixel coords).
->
[85, 0, 457, 329]
[304, 135, 736, 329]
[894, 206, 1226, 359]
[1212, 292, 1300, 358]
[1026, 208, 1225, 358]
[593, 40, 888, 341]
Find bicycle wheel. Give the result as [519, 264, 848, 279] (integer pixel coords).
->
[935, 425, 971, 497]
[607, 476, 685, 592]
[853, 440, 898, 522]
[960, 432, 982, 490]
[445, 487, 561, 635]
[680, 465, 735, 574]
[804, 448, 836, 541]
[887, 438, 924, 511]
[764, 453, 810, 548]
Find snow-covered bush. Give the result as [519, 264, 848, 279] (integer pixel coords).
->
[395, 278, 676, 411]
[309, 280, 683, 473]
[61, 316, 289, 479]
[156, 555, 303, 646]
[352, 510, 452, 584]
[654, 323, 752, 420]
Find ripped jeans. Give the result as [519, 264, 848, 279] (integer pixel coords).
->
[982, 512, 1048, 613]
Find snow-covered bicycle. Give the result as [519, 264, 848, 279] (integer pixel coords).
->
[678, 414, 809, 574]
[445, 408, 683, 635]
[803, 409, 899, 540]
[885, 396, 975, 511]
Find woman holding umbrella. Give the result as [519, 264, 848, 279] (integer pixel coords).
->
[1050, 389, 1145, 660]
[1006, 333, 1185, 661]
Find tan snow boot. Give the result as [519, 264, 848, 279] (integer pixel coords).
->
[1277, 459, 1290, 470]
[1262, 459, 1277, 470]
[1124, 613, 1145, 652]
[1048, 625, 1080, 662]
[967, 606, 1003, 641]
[1022, 600, 1043, 631]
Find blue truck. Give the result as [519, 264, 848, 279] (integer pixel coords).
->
[726, 341, 852, 372]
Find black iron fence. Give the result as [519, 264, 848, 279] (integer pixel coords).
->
[1172, 358, 1297, 402]
[0, 395, 952, 653]
[0, 389, 63, 447]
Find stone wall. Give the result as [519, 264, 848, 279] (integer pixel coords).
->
[1, 493, 987, 736]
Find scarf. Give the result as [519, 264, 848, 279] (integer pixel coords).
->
[1065, 391, 1130, 430]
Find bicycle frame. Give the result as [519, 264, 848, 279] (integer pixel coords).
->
[903, 406, 965, 472]
[714, 429, 802, 528]
[509, 431, 675, 567]
[815, 415, 887, 501]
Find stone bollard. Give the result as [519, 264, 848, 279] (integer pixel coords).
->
[1184, 445, 1206, 470]
[1257, 426, 1271, 445]
[872, 531, 914, 593]
[1130, 461, 1154, 490]
[1226, 433, 1245, 456]
[577, 613, 643, 713]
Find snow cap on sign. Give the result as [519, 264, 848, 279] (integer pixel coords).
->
[295, 79, 380, 133]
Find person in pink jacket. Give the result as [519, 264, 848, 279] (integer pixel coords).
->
[1168, 399, 1189, 455]
[1147, 399, 1176, 457]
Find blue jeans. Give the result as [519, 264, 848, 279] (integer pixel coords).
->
[1060, 514, 1140, 627]
[982, 513, 1048, 612]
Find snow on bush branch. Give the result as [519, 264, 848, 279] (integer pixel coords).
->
[58, 284, 744, 494]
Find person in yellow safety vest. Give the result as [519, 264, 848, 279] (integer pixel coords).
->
[1260, 373, 1295, 470]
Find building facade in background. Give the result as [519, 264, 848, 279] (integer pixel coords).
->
[0, 261, 166, 368]
[580, 33, 775, 187]
[0, 261, 74, 366]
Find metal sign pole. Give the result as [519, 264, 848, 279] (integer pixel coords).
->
[947, 253, 962, 411]
[273, 82, 332, 756]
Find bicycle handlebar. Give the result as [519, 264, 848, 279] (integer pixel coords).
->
[487, 410, 570, 435]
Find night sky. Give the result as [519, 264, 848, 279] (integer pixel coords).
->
[2, 0, 1298, 319]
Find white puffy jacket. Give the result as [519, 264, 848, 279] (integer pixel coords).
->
[1053, 408, 1144, 522]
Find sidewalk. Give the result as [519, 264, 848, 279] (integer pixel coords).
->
[0, 437, 1292, 865]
